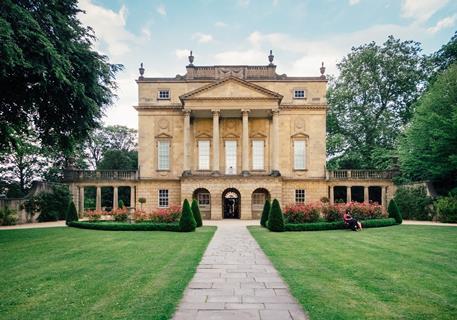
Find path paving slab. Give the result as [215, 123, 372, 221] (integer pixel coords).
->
[172, 222, 308, 320]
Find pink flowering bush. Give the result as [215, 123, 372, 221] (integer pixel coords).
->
[284, 203, 321, 223]
[150, 204, 182, 223]
[322, 203, 345, 222]
[111, 207, 129, 222]
[132, 209, 149, 222]
[85, 210, 103, 222]
[345, 201, 385, 220]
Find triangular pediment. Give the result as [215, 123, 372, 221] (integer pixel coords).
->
[291, 132, 309, 139]
[250, 132, 268, 138]
[180, 77, 283, 101]
[155, 132, 173, 139]
[195, 132, 212, 139]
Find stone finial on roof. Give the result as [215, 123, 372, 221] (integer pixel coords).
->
[320, 61, 326, 79]
[139, 62, 145, 80]
[268, 50, 274, 66]
[188, 50, 194, 66]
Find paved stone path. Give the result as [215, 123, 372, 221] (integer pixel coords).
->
[172, 221, 307, 320]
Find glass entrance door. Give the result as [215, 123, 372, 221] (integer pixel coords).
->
[225, 141, 237, 174]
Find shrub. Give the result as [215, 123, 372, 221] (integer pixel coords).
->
[267, 199, 285, 232]
[69, 221, 180, 232]
[345, 201, 385, 220]
[260, 200, 270, 227]
[322, 203, 345, 222]
[387, 199, 402, 224]
[65, 201, 78, 225]
[118, 199, 124, 209]
[138, 197, 146, 210]
[36, 184, 71, 222]
[150, 204, 181, 223]
[284, 218, 397, 231]
[132, 209, 149, 222]
[320, 197, 330, 203]
[435, 195, 457, 223]
[284, 203, 321, 223]
[85, 210, 103, 222]
[394, 186, 434, 220]
[179, 199, 196, 232]
[0, 207, 17, 226]
[111, 207, 129, 222]
[191, 199, 203, 227]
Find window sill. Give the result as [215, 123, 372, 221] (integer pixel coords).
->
[251, 169, 266, 172]
[293, 97, 307, 100]
[156, 169, 170, 172]
[293, 168, 308, 172]
[157, 98, 171, 101]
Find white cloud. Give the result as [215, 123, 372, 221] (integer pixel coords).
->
[349, 0, 360, 5]
[192, 32, 213, 43]
[427, 14, 457, 33]
[272, 0, 280, 6]
[238, 0, 250, 7]
[401, 0, 448, 23]
[156, 4, 166, 16]
[175, 49, 190, 59]
[215, 21, 227, 28]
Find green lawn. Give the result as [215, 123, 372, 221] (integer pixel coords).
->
[0, 227, 215, 320]
[249, 225, 457, 320]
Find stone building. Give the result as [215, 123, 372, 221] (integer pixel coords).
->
[65, 51, 395, 219]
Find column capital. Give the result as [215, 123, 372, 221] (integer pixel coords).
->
[241, 109, 250, 115]
[183, 109, 191, 116]
[272, 108, 280, 116]
[212, 109, 220, 116]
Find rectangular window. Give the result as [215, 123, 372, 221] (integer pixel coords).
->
[158, 140, 170, 170]
[198, 140, 210, 170]
[252, 193, 266, 208]
[294, 140, 306, 170]
[225, 141, 237, 174]
[158, 89, 170, 100]
[159, 189, 169, 208]
[294, 89, 305, 99]
[197, 193, 210, 208]
[295, 189, 305, 203]
[252, 140, 264, 170]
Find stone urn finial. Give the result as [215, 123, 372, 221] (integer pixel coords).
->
[320, 61, 326, 79]
[139, 62, 145, 79]
[188, 50, 194, 66]
[268, 49, 274, 65]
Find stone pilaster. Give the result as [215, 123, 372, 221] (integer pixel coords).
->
[346, 186, 351, 203]
[113, 186, 118, 210]
[182, 109, 191, 176]
[96, 186, 101, 211]
[241, 109, 250, 176]
[212, 110, 220, 176]
[271, 109, 281, 176]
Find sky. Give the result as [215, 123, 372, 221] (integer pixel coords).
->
[77, 0, 457, 129]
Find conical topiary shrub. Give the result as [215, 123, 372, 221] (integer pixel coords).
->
[118, 199, 124, 209]
[65, 201, 78, 225]
[388, 199, 403, 224]
[191, 199, 203, 227]
[267, 199, 285, 232]
[260, 199, 270, 227]
[179, 199, 197, 232]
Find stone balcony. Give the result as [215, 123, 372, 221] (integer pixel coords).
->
[63, 169, 138, 182]
[326, 170, 396, 180]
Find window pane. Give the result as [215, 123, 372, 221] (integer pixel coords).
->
[252, 193, 265, 206]
[198, 193, 210, 208]
[158, 90, 170, 99]
[295, 189, 305, 203]
[158, 141, 169, 170]
[198, 140, 210, 170]
[225, 141, 237, 174]
[252, 140, 264, 170]
[294, 90, 305, 98]
[294, 140, 305, 169]
[159, 189, 169, 208]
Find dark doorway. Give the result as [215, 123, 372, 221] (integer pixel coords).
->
[222, 188, 241, 219]
[369, 186, 382, 205]
[334, 186, 347, 203]
[351, 186, 364, 203]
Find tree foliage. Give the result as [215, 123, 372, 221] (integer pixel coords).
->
[260, 199, 270, 227]
[0, 0, 122, 154]
[399, 64, 457, 192]
[432, 31, 457, 74]
[179, 199, 196, 232]
[267, 199, 285, 232]
[65, 201, 78, 225]
[387, 199, 402, 224]
[191, 199, 203, 227]
[327, 36, 429, 169]
[97, 150, 138, 170]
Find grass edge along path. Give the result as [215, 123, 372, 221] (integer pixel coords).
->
[249, 225, 457, 320]
[0, 226, 216, 320]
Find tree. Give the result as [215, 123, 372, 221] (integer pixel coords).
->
[399, 64, 457, 194]
[97, 150, 138, 170]
[260, 199, 270, 227]
[191, 199, 203, 227]
[432, 31, 457, 74]
[65, 201, 78, 225]
[387, 199, 402, 224]
[179, 199, 196, 232]
[0, 0, 122, 154]
[267, 199, 285, 232]
[327, 36, 429, 169]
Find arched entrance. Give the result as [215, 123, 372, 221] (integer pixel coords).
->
[222, 188, 241, 219]
[251, 188, 271, 219]
[193, 188, 211, 219]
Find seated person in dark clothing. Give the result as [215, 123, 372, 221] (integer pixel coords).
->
[343, 211, 362, 231]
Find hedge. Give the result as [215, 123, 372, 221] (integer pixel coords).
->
[284, 218, 397, 232]
[69, 221, 181, 232]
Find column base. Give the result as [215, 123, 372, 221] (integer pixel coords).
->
[270, 170, 281, 177]
[241, 170, 250, 177]
[182, 170, 192, 177]
[211, 170, 221, 176]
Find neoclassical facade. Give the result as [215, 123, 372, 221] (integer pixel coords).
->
[66, 52, 395, 219]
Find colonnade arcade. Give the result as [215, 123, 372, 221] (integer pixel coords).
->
[328, 184, 388, 207]
[77, 185, 136, 213]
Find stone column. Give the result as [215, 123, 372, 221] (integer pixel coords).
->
[271, 109, 281, 176]
[381, 186, 386, 208]
[330, 186, 334, 204]
[182, 109, 191, 176]
[113, 186, 118, 210]
[212, 110, 220, 175]
[346, 186, 352, 203]
[241, 109, 250, 176]
[130, 186, 135, 208]
[364, 186, 369, 203]
[79, 186, 85, 216]
[96, 186, 101, 211]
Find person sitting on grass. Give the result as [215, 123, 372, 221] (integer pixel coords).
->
[343, 210, 362, 231]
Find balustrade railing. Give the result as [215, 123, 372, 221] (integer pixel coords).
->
[327, 170, 395, 180]
[63, 169, 138, 182]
